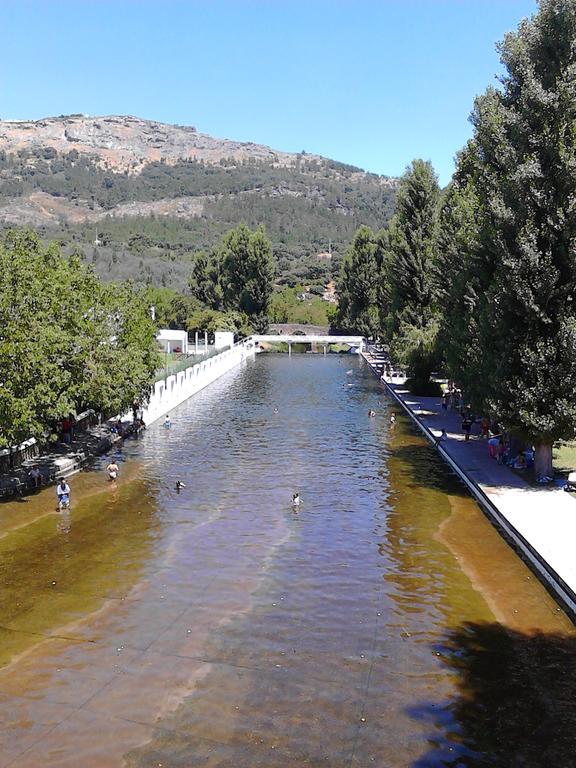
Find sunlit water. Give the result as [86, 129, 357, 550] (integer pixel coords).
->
[0, 354, 574, 767]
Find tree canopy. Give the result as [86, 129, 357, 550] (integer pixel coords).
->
[439, 0, 576, 475]
[0, 230, 160, 448]
[189, 223, 275, 333]
[334, 225, 379, 337]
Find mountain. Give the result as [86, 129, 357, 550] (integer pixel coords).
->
[0, 115, 398, 289]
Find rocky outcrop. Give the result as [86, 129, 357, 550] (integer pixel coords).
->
[0, 114, 308, 173]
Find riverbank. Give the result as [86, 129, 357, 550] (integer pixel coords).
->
[362, 351, 576, 621]
[0, 420, 139, 500]
[0, 339, 257, 501]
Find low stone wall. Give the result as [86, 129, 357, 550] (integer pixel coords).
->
[137, 339, 257, 426]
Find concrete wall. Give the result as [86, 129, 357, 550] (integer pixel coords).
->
[138, 339, 256, 426]
[214, 331, 234, 351]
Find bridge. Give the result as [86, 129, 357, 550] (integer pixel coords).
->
[252, 335, 365, 355]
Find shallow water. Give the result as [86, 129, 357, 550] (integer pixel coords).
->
[0, 355, 574, 767]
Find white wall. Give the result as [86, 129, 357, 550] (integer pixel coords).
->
[214, 331, 234, 351]
[136, 339, 257, 426]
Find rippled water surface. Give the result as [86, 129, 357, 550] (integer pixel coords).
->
[0, 354, 575, 767]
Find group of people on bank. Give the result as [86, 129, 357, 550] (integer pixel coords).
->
[439, 390, 535, 470]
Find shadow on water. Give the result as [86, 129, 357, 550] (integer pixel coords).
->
[410, 622, 576, 768]
[389, 440, 470, 498]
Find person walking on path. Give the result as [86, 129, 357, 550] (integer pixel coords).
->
[462, 415, 473, 441]
[29, 466, 42, 489]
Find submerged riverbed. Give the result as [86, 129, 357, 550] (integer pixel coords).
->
[0, 355, 574, 767]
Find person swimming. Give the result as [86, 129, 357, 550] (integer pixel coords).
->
[175, 480, 186, 491]
[368, 409, 376, 417]
[273, 407, 279, 414]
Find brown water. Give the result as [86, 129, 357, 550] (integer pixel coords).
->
[0, 355, 574, 768]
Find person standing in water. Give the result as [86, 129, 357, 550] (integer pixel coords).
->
[164, 415, 172, 429]
[106, 460, 119, 481]
[292, 493, 301, 508]
[56, 478, 71, 509]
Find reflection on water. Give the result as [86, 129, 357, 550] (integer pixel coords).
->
[0, 355, 574, 767]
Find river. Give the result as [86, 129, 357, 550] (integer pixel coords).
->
[0, 354, 574, 767]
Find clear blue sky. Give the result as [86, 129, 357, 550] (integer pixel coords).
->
[1, 0, 537, 185]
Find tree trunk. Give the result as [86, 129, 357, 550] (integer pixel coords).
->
[534, 443, 553, 478]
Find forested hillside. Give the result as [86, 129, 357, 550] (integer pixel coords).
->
[0, 115, 398, 288]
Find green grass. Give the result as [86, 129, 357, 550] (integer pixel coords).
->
[553, 441, 576, 473]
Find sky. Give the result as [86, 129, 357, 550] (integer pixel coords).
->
[0, 0, 538, 185]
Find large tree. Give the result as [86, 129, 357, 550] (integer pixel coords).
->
[0, 230, 160, 449]
[189, 224, 275, 333]
[384, 159, 441, 389]
[335, 225, 379, 338]
[220, 224, 275, 332]
[188, 250, 222, 310]
[435, 148, 488, 405]
[460, 0, 576, 476]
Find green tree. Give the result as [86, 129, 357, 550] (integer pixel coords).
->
[188, 250, 222, 310]
[269, 286, 331, 326]
[457, 0, 576, 476]
[384, 160, 441, 389]
[435, 151, 486, 404]
[219, 224, 275, 332]
[185, 307, 252, 336]
[335, 225, 379, 337]
[0, 230, 160, 449]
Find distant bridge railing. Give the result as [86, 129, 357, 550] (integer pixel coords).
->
[252, 334, 364, 349]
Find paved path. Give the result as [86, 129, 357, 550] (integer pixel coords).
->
[363, 354, 576, 617]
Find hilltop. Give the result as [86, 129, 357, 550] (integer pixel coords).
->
[0, 115, 398, 288]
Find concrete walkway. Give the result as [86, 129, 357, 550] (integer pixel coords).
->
[364, 354, 576, 618]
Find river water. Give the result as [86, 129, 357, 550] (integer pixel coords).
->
[0, 354, 575, 767]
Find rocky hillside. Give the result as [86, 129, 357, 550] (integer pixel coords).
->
[0, 115, 304, 172]
[0, 115, 398, 288]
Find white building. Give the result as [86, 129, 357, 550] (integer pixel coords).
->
[157, 329, 189, 355]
